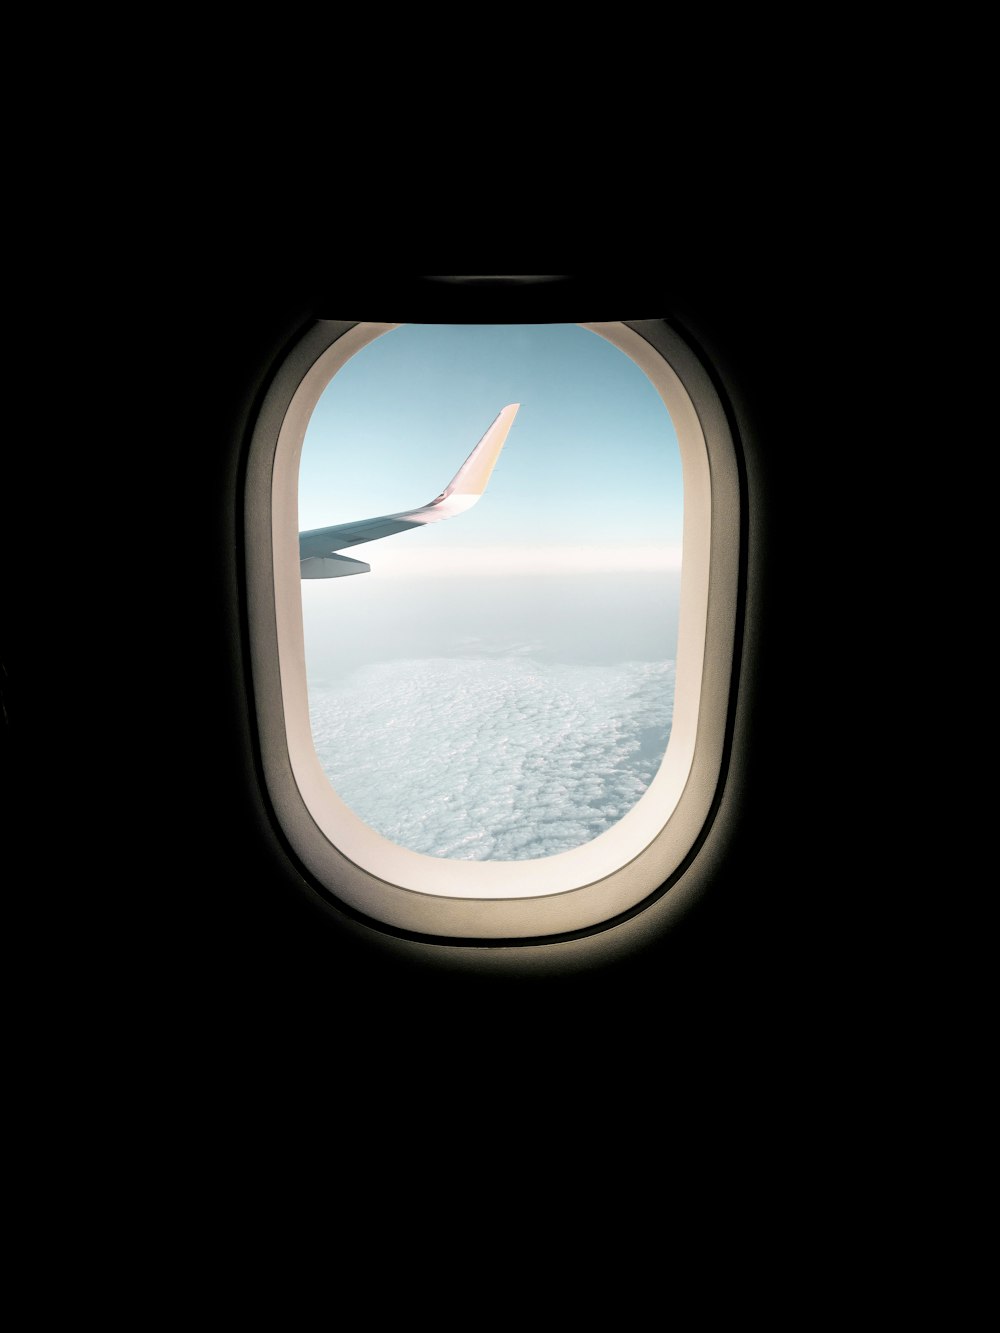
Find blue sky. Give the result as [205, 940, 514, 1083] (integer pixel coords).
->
[298, 323, 682, 571]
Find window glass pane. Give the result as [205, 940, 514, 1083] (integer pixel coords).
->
[298, 324, 681, 861]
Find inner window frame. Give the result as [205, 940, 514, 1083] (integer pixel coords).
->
[244, 319, 740, 940]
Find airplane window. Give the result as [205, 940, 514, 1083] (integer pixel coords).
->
[297, 324, 682, 863]
[244, 318, 740, 940]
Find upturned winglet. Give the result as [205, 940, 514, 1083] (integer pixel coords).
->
[299, 404, 520, 578]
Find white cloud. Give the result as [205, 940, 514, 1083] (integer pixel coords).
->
[309, 656, 674, 861]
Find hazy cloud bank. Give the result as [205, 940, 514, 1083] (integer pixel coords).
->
[309, 656, 674, 860]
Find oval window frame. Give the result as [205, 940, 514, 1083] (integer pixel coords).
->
[244, 319, 740, 940]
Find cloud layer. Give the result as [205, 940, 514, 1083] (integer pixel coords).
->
[309, 656, 674, 860]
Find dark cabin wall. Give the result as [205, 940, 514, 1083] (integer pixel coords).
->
[4, 270, 846, 1102]
[181, 275, 831, 1043]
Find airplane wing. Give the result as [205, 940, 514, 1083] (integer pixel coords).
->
[299, 403, 519, 578]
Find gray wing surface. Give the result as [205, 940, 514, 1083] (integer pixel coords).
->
[299, 403, 519, 578]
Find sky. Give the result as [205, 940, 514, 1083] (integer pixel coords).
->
[298, 322, 683, 567]
[299, 322, 684, 677]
